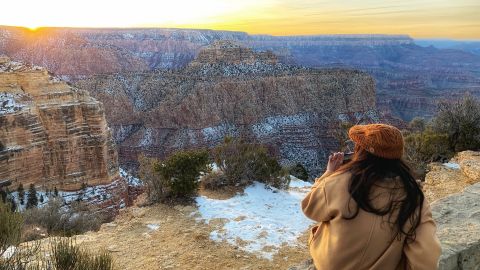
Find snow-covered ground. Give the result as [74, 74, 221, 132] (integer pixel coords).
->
[195, 177, 314, 259]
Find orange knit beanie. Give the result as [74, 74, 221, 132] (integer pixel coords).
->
[348, 124, 404, 159]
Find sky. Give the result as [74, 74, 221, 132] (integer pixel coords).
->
[1, 0, 479, 39]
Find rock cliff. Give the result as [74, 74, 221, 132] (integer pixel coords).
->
[0, 56, 125, 199]
[73, 41, 383, 176]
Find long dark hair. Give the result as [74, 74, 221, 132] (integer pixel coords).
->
[337, 145, 424, 242]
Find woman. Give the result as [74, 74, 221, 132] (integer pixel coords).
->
[302, 124, 441, 270]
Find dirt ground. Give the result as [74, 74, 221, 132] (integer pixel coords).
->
[68, 193, 311, 270]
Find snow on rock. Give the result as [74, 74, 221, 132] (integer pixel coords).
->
[195, 180, 314, 259]
[443, 162, 460, 170]
[120, 168, 143, 187]
[0, 93, 25, 115]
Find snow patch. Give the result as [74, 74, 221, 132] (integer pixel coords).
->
[443, 162, 460, 170]
[195, 181, 313, 259]
[147, 224, 160, 231]
[0, 93, 25, 115]
[139, 128, 153, 147]
[288, 176, 313, 188]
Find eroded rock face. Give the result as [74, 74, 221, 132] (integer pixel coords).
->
[0, 56, 118, 191]
[73, 41, 386, 176]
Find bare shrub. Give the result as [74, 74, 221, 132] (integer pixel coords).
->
[432, 94, 480, 152]
[23, 199, 102, 237]
[202, 171, 228, 190]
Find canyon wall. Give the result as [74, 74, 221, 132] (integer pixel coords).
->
[73, 41, 386, 176]
[0, 55, 119, 192]
[2, 26, 479, 121]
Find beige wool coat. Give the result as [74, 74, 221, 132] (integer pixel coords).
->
[302, 171, 441, 270]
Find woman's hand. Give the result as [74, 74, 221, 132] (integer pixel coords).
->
[326, 152, 344, 173]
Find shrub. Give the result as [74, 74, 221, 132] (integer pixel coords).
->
[23, 199, 103, 237]
[0, 200, 22, 256]
[139, 154, 166, 203]
[403, 116, 453, 178]
[432, 94, 480, 152]
[201, 171, 228, 190]
[50, 238, 114, 270]
[289, 163, 309, 181]
[154, 149, 210, 200]
[0, 200, 40, 270]
[408, 117, 426, 133]
[212, 137, 290, 189]
[141, 150, 210, 203]
[0, 141, 4, 151]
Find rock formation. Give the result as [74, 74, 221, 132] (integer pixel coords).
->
[1, 26, 479, 121]
[0, 56, 123, 197]
[72, 41, 386, 176]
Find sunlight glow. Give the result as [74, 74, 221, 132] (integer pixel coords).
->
[0, 0, 479, 38]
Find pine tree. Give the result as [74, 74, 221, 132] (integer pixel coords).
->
[8, 195, 17, 212]
[0, 188, 7, 203]
[39, 194, 44, 204]
[17, 183, 25, 205]
[26, 184, 38, 209]
[53, 186, 59, 197]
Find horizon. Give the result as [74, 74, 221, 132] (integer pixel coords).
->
[1, 0, 479, 39]
[2, 25, 480, 42]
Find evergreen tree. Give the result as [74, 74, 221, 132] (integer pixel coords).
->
[39, 194, 44, 204]
[8, 195, 17, 212]
[26, 184, 38, 209]
[17, 183, 25, 205]
[53, 186, 59, 197]
[0, 188, 7, 203]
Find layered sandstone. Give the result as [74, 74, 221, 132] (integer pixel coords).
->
[0, 56, 118, 191]
[73, 41, 386, 176]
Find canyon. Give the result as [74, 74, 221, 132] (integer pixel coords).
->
[0, 56, 136, 211]
[1, 27, 480, 121]
[72, 40, 384, 175]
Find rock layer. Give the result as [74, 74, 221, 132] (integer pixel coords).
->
[0, 56, 118, 191]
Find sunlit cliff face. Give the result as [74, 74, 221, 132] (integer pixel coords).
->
[1, 0, 479, 39]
